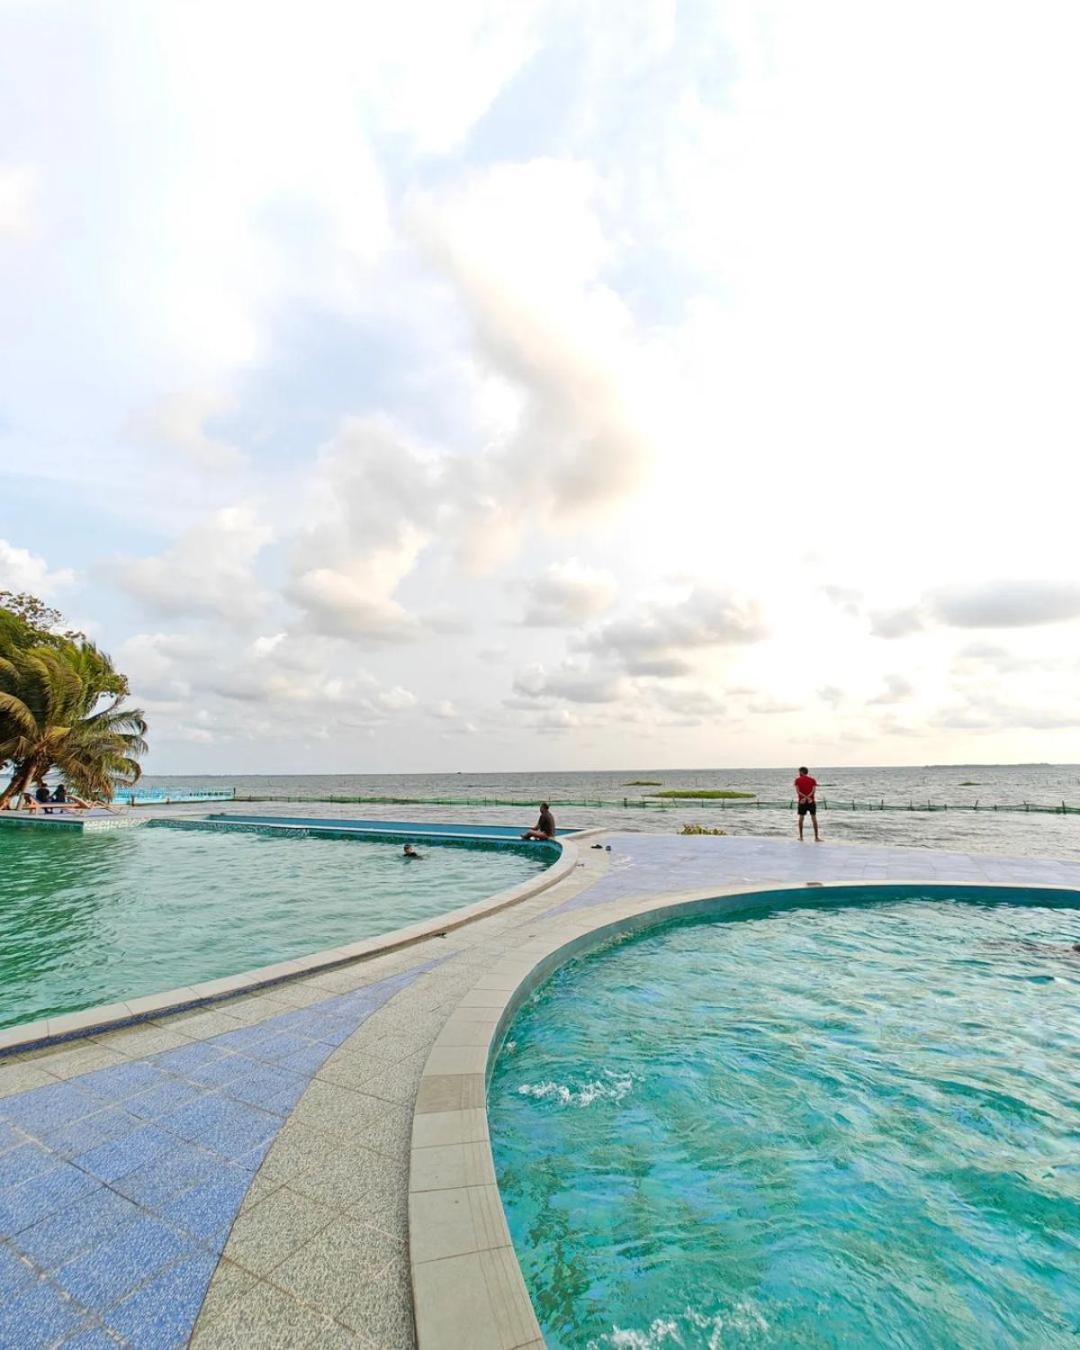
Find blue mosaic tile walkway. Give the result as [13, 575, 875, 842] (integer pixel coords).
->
[551, 834, 1080, 916]
[0, 962, 437, 1348]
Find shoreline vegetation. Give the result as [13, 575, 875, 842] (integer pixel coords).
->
[624, 779, 662, 786]
[0, 592, 147, 809]
[649, 789, 756, 800]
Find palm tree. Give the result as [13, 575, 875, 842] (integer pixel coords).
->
[0, 641, 147, 808]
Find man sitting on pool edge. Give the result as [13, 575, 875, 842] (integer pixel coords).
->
[522, 802, 556, 841]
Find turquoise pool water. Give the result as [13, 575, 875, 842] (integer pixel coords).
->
[490, 889, 1080, 1347]
[0, 821, 552, 1030]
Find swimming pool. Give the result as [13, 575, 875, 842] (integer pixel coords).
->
[0, 821, 554, 1030]
[489, 887, 1080, 1347]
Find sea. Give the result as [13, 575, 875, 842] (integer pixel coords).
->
[137, 764, 1080, 862]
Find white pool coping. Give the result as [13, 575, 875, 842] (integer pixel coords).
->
[0, 837, 580, 1057]
[408, 871, 1080, 1349]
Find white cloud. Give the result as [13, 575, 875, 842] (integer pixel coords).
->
[410, 159, 655, 563]
[110, 507, 271, 623]
[869, 607, 926, 640]
[512, 660, 627, 705]
[0, 165, 36, 238]
[646, 685, 726, 720]
[932, 581, 1080, 629]
[7, 1, 1080, 770]
[870, 582, 1080, 639]
[582, 588, 766, 676]
[519, 559, 617, 627]
[0, 539, 74, 595]
[868, 674, 914, 705]
[129, 388, 245, 471]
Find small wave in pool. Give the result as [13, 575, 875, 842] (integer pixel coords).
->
[518, 1069, 638, 1108]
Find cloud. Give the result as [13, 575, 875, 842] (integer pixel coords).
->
[410, 159, 654, 562]
[128, 388, 245, 471]
[646, 685, 725, 719]
[746, 697, 801, 715]
[869, 606, 926, 639]
[0, 538, 74, 595]
[821, 585, 863, 617]
[283, 418, 437, 641]
[870, 581, 1080, 640]
[950, 642, 1037, 676]
[110, 507, 271, 624]
[527, 708, 581, 733]
[931, 580, 1080, 629]
[582, 588, 766, 675]
[0, 166, 36, 238]
[375, 685, 416, 712]
[519, 559, 617, 627]
[114, 631, 206, 701]
[512, 660, 627, 705]
[286, 568, 419, 643]
[119, 627, 422, 746]
[930, 695, 1080, 733]
[868, 674, 914, 705]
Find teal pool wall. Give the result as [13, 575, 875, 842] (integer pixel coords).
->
[205, 813, 569, 844]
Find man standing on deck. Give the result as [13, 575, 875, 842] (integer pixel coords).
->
[794, 767, 820, 842]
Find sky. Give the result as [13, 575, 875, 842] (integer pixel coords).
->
[2, 0, 1080, 775]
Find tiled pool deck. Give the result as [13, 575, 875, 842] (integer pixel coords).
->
[3, 831, 1080, 1348]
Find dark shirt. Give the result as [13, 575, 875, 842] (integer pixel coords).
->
[537, 809, 555, 836]
[35, 786, 50, 803]
[51, 786, 67, 802]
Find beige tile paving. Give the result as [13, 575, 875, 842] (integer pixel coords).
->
[338, 1256, 414, 1347]
[225, 1188, 339, 1278]
[269, 1214, 403, 1315]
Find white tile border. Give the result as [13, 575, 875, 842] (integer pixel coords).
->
[408, 873, 1080, 1349]
[0, 837, 580, 1057]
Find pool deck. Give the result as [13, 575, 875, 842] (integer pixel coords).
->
[0, 810, 141, 832]
[2, 830, 1080, 1348]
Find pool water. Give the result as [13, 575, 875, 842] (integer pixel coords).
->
[490, 891, 1080, 1348]
[0, 822, 552, 1029]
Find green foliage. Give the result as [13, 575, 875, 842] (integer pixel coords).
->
[650, 789, 755, 800]
[0, 593, 145, 804]
[624, 779, 662, 785]
[679, 823, 728, 835]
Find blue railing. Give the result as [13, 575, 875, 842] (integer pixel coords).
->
[119, 788, 235, 806]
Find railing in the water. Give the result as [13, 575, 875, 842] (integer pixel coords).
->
[225, 793, 1080, 816]
[120, 788, 236, 806]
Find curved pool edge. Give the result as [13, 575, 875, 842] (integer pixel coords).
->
[0, 834, 580, 1058]
[407, 872, 1080, 1350]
